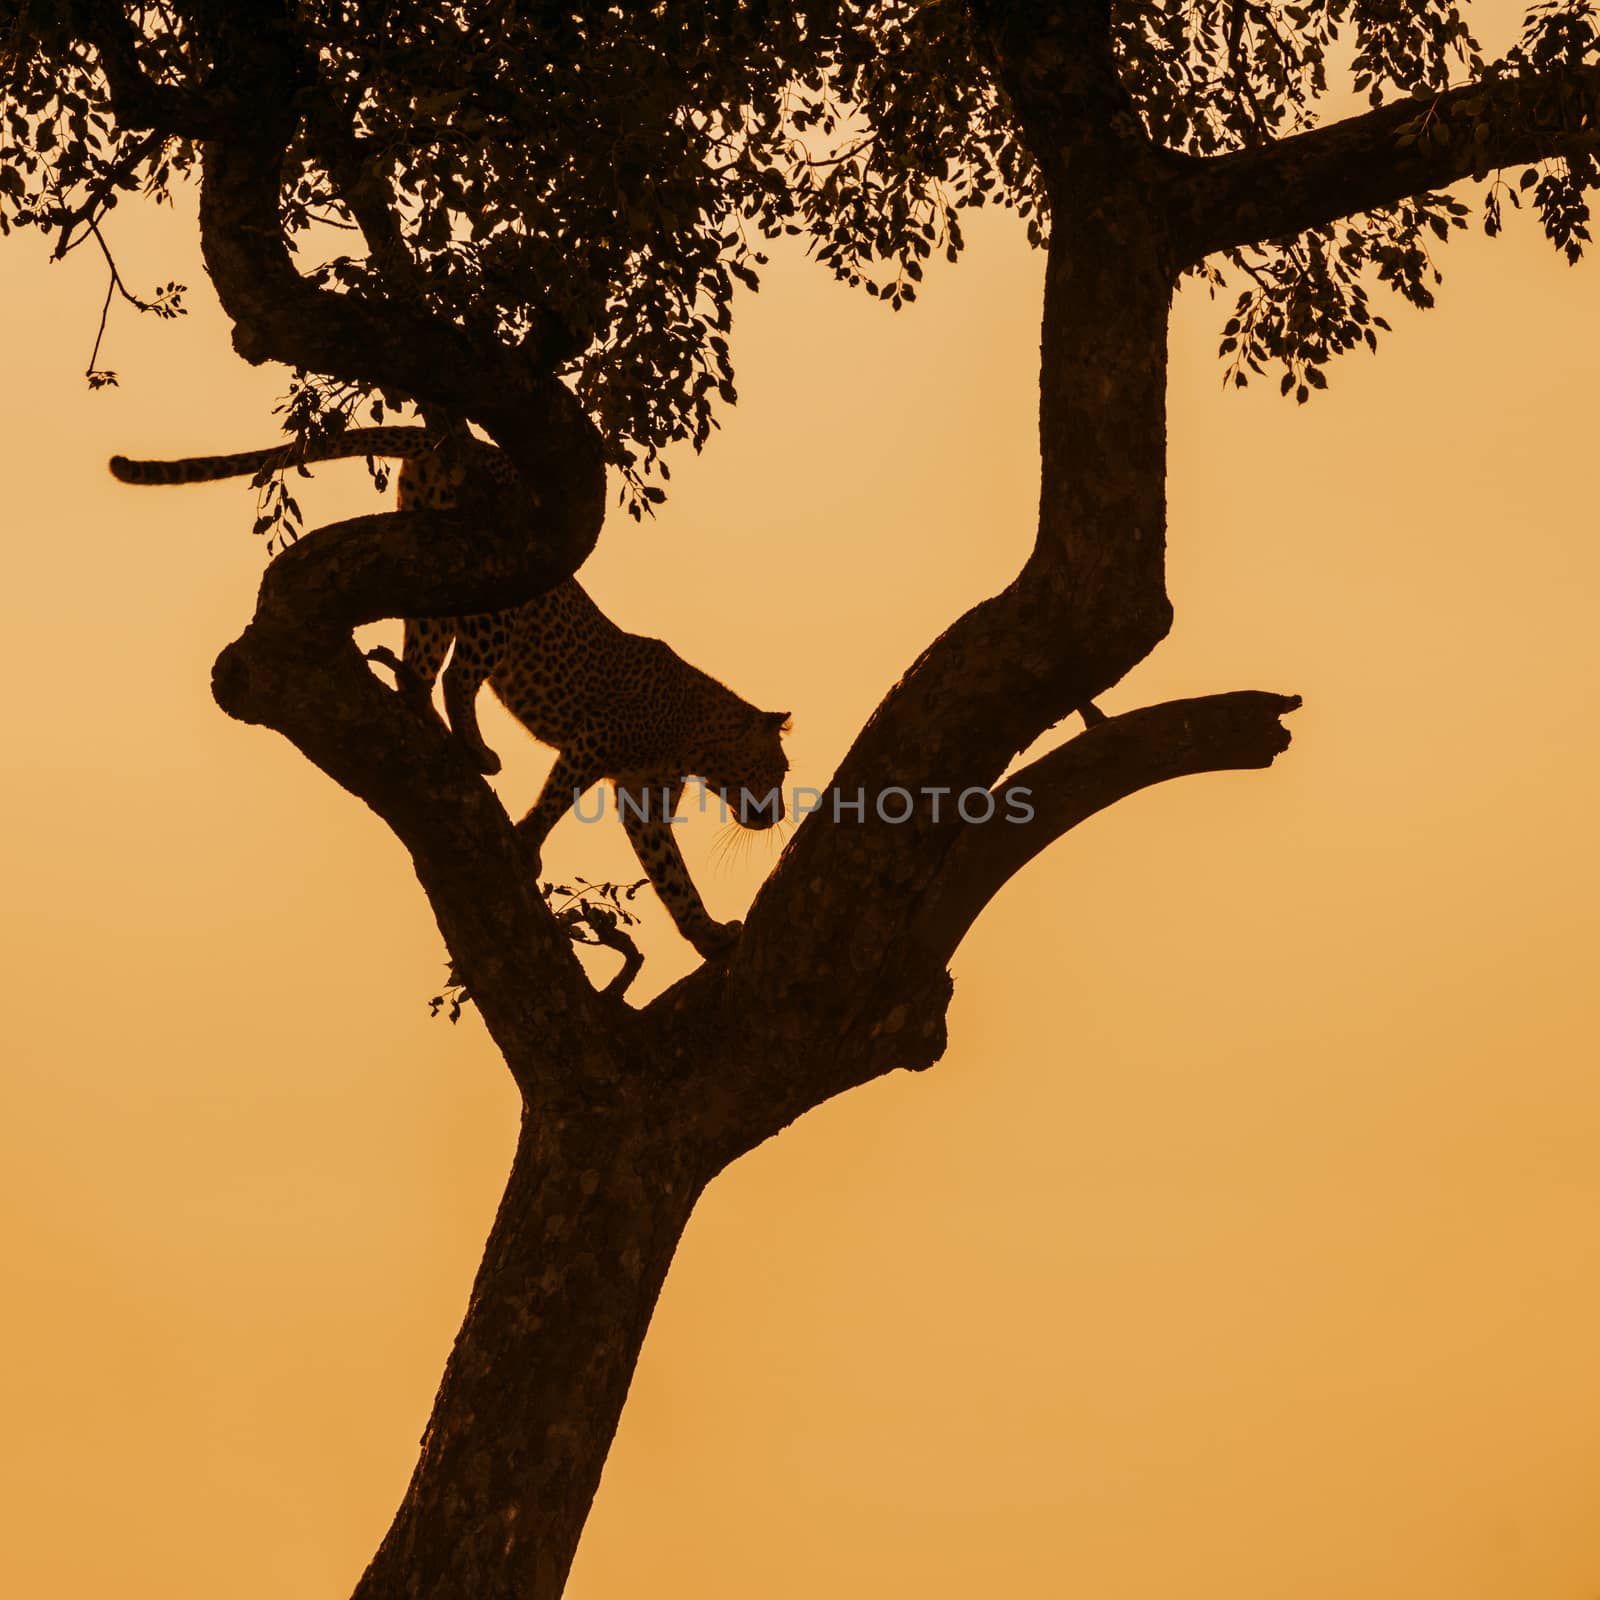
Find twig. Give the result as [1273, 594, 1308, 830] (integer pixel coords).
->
[51, 130, 164, 261]
[82, 219, 179, 378]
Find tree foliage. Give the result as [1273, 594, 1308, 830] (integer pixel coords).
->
[4, 3, 1597, 485]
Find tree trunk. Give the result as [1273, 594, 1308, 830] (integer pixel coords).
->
[353, 1093, 704, 1600]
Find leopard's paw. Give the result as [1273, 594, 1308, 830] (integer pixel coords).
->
[691, 919, 742, 960]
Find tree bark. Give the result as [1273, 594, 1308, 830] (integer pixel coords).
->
[1174, 63, 1600, 260]
[352, 1106, 704, 1600]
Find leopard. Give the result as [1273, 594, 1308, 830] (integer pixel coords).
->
[110, 426, 790, 958]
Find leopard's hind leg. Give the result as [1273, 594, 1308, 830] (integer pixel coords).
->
[400, 616, 454, 712]
[398, 615, 499, 774]
[439, 618, 505, 776]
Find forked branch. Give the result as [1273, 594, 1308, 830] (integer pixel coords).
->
[916, 692, 1302, 967]
[77, 0, 218, 138]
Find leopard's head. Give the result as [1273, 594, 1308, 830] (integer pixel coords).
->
[698, 708, 790, 829]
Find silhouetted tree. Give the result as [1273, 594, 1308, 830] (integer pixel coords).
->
[4, 2, 1596, 1594]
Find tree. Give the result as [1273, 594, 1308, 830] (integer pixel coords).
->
[3, 1, 1598, 1596]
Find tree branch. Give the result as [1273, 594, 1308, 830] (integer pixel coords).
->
[211, 581, 613, 1094]
[1176, 62, 1600, 260]
[704, 697, 1303, 1162]
[77, 2, 219, 138]
[729, 220, 1179, 1030]
[916, 691, 1301, 968]
[249, 497, 570, 636]
[312, 113, 433, 309]
[50, 130, 164, 260]
[709, 693, 1296, 1154]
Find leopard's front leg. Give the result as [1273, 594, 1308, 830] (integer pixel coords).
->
[617, 779, 740, 960]
[514, 749, 606, 877]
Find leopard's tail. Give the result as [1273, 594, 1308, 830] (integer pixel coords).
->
[108, 425, 437, 485]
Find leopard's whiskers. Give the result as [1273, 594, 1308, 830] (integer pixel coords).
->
[710, 812, 795, 873]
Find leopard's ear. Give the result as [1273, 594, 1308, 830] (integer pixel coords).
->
[764, 710, 792, 733]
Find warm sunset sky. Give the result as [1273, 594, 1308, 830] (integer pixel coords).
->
[3, 11, 1598, 1598]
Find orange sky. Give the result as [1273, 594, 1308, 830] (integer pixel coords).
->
[3, 19, 1599, 1596]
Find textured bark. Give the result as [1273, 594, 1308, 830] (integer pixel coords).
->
[353, 1106, 703, 1600]
[1175, 63, 1600, 261]
[917, 692, 1303, 969]
[66, 2, 1600, 1595]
